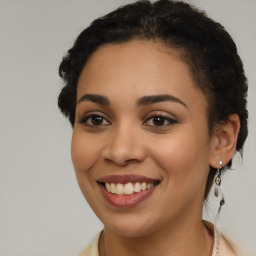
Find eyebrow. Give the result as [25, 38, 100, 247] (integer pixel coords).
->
[77, 94, 110, 105]
[77, 93, 187, 108]
[137, 94, 187, 108]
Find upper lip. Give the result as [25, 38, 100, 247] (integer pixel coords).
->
[97, 174, 160, 184]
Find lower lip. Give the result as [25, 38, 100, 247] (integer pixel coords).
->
[99, 184, 156, 208]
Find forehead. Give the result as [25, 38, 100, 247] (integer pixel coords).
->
[77, 40, 206, 109]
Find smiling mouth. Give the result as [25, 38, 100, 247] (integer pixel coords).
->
[97, 174, 160, 207]
[99, 181, 160, 196]
[98, 179, 160, 207]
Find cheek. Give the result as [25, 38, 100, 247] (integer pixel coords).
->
[71, 130, 99, 175]
[71, 131, 103, 206]
[149, 129, 211, 186]
[155, 140, 195, 180]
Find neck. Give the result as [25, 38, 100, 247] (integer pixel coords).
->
[99, 219, 213, 256]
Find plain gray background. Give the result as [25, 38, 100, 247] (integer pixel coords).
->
[0, 0, 255, 255]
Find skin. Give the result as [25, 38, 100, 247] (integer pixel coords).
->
[72, 40, 240, 256]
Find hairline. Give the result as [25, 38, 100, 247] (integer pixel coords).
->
[74, 37, 215, 137]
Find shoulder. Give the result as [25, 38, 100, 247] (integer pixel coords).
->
[219, 235, 237, 256]
[78, 232, 101, 256]
[219, 234, 248, 256]
[204, 221, 242, 256]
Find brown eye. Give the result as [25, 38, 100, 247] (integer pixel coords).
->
[144, 115, 177, 127]
[80, 114, 111, 127]
[152, 116, 165, 126]
[91, 116, 104, 126]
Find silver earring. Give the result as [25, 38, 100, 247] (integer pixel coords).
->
[214, 160, 225, 206]
[203, 161, 226, 223]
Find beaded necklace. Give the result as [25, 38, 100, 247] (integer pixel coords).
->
[212, 224, 220, 256]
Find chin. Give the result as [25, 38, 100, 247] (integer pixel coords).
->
[101, 212, 160, 238]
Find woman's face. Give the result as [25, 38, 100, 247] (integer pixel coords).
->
[72, 40, 216, 237]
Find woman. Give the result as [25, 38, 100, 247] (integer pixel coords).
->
[58, 0, 248, 255]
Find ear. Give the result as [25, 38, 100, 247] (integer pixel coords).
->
[209, 114, 240, 168]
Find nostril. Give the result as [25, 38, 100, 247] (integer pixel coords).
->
[123, 158, 139, 165]
[104, 157, 139, 166]
[101, 130, 146, 164]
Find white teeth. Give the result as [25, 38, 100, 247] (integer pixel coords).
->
[106, 182, 111, 192]
[104, 182, 155, 195]
[147, 183, 153, 189]
[141, 182, 147, 191]
[110, 183, 116, 194]
[134, 182, 141, 192]
[116, 183, 124, 195]
[124, 183, 133, 195]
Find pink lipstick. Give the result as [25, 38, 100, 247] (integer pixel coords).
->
[97, 174, 160, 208]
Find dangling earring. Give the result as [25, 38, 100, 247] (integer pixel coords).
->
[203, 161, 226, 223]
[214, 160, 225, 206]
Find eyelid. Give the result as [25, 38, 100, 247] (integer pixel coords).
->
[78, 112, 111, 126]
[143, 113, 177, 127]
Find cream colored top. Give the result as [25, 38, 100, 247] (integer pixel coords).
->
[79, 224, 237, 256]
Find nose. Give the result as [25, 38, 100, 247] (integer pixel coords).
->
[102, 124, 146, 166]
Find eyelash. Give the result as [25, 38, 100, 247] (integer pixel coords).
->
[79, 113, 177, 128]
[79, 114, 111, 127]
[143, 114, 177, 127]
